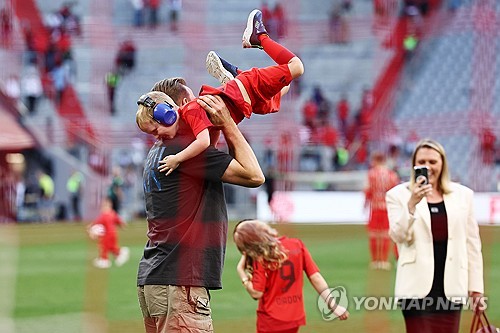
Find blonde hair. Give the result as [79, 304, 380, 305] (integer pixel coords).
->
[233, 220, 288, 271]
[410, 138, 451, 194]
[135, 91, 177, 132]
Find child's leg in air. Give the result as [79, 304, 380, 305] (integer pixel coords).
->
[242, 9, 304, 80]
[208, 10, 303, 91]
[237, 9, 303, 112]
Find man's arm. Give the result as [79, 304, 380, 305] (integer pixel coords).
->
[197, 95, 265, 187]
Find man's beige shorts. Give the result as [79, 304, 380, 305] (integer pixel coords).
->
[138, 285, 213, 333]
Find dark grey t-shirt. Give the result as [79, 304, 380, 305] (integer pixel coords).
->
[137, 136, 233, 289]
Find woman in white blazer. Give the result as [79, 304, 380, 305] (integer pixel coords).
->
[386, 139, 484, 333]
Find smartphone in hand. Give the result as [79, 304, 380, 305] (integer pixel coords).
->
[414, 166, 429, 185]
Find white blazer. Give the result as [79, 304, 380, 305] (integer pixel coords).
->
[386, 182, 483, 301]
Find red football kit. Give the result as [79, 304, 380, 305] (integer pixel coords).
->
[174, 64, 292, 142]
[251, 236, 319, 332]
[92, 210, 125, 260]
[364, 166, 399, 230]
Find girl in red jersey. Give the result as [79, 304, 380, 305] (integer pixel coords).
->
[233, 219, 349, 333]
[88, 197, 129, 269]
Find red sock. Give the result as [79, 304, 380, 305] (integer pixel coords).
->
[258, 34, 295, 65]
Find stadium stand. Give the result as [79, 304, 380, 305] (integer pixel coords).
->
[1, 0, 499, 222]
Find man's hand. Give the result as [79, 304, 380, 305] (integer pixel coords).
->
[197, 95, 265, 188]
[197, 95, 234, 128]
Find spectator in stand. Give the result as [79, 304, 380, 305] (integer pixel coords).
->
[44, 41, 58, 73]
[336, 93, 350, 139]
[105, 69, 120, 115]
[364, 152, 399, 270]
[273, 2, 286, 40]
[108, 166, 124, 216]
[481, 128, 496, 165]
[168, 0, 182, 32]
[403, 30, 419, 61]
[334, 146, 349, 170]
[311, 85, 331, 121]
[58, 3, 81, 36]
[351, 136, 369, 170]
[312, 85, 325, 107]
[115, 39, 137, 75]
[262, 138, 277, 205]
[302, 98, 318, 129]
[37, 170, 55, 223]
[342, 0, 352, 12]
[328, 3, 350, 44]
[66, 170, 84, 221]
[356, 88, 373, 137]
[54, 28, 75, 77]
[131, 0, 145, 27]
[146, 0, 161, 29]
[234, 219, 349, 332]
[317, 119, 339, 171]
[50, 58, 70, 104]
[21, 65, 43, 114]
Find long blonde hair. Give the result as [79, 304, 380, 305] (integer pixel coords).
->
[233, 220, 288, 271]
[409, 138, 451, 194]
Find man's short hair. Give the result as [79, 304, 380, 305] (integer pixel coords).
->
[151, 77, 189, 106]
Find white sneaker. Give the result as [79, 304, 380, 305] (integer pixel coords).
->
[206, 51, 235, 85]
[115, 247, 130, 267]
[93, 258, 111, 269]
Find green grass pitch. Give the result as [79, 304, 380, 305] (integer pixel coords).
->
[0, 222, 498, 333]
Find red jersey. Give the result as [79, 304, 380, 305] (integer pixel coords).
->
[177, 99, 214, 138]
[93, 209, 124, 239]
[365, 166, 399, 210]
[252, 237, 319, 331]
[199, 63, 293, 125]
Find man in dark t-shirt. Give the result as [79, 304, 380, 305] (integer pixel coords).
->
[136, 94, 264, 332]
